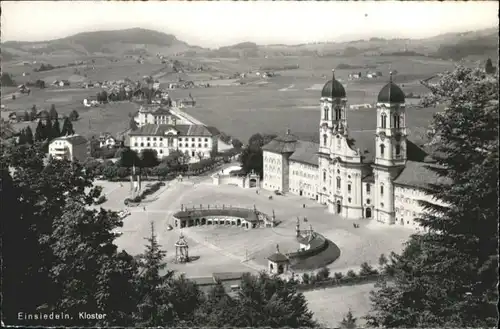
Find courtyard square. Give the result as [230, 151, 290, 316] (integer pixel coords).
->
[104, 176, 413, 277]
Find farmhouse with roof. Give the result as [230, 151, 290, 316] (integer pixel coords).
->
[262, 70, 448, 230]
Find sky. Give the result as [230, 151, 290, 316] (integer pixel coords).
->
[1, 1, 498, 48]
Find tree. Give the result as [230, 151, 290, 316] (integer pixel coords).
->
[23, 111, 31, 122]
[17, 129, 26, 145]
[167, 274, 204, 322]
[52, 118, 61, 138]
[134, 222, 175, 326]
[1, 72, 16, 86]
[485, 58, 496, 74]
[368, 66, 498, 327]
[61, 117, 74, 136]
[44, 119, 53, 141]
[118, 148, 141, 168]
[129, 117, 138, 131]
[140, 149, 159, 167]
[240, 133, 277, 177]
[69, 109, 79, 121]
[30, 105, 38, 120]
[232, 138, 243, 149]
[35, 120, 45, 141]
[49, 104, 58, 120]
[25, 126, 34, 144]
[340, 309, 357, 329]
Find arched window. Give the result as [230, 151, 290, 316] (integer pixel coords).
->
[380, 184, 384, 196]
[393, 113, 400, 128]
[324, 107, 329, 120]
[323, 134, 328, 146]
[381, 113, 387, 129]
[335, 107, 341, 121]
[395, 144, 401, 156]
[336, 177, 341, 189]
[323, 171, 327, 182]
[380, 144, 385, 156]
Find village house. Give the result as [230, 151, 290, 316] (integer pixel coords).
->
[98, 133, 120, 149]
[48, 134, 88, 162]
[349, 72, 362, 80]
[134, 105, 191, 127]
[129, 124, 219, 162]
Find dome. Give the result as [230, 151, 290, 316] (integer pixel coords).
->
[377, 73, 405, 103]
[321, 70, 346, 98]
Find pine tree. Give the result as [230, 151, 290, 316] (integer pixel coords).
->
[30, 105, 38, 120]
[61, 117, 74, 136]
[18, 129, 26, 145]
[44, 119, 53, 141]
[52, 118, 61, 138]
[134, 222, 175, 326]
[23, 111, 31, 122]
[367, 66, 499, 327]
[485, 58, 496, 74]
[25, 126, 34, 144]
[49, 104, 58, 120]
[35, 120, 45, 141]
[340, 309, 357, 329]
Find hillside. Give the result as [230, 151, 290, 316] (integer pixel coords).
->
[1, 28, 203, 58]
[1, 27, 497, 61]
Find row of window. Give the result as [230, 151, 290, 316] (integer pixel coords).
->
[379, 144, 402, 157]
[323, 107, 343, 121]
[137, 137, 209, 142]
[136, 149, 199, 158]
[380, 113, 404, 129]
[134, 142, 209, 148]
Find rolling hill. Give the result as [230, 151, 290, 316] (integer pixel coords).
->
[1, 27, 497, 61]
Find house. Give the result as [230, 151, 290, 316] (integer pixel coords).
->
[59, 80, 70, 87]
[168, 83, 179, 89]
[134, 105, 192, 127]
[349, 72, 362, 80]
[177, 97, 196, 108]
[129, 124, 219, 162]
[8, 111, 29, 123]
[99, 133, 119, 148]
[48, 134, 88, 162]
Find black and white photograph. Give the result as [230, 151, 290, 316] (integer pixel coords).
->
[1, 0, 498, 327]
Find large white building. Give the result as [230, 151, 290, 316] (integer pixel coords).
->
[129, 124, 219, 162]
[262, 70, 448, 229]
[135, 105, 192, 127]
[48, 134, 88, 162]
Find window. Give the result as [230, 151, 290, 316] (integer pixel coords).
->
[335, 107, 341, 121]
[191, 138, 195, 141]
[179, 143, 183, 147]
[323, 134, 328, 146]
[198, 143, 202, 148]
[380, 185, 384, 196]
[147, 143, 150, 147]
[159, 150, 163, 154]
[348, 197, 351, 203]
[134, 143, 138, 147]
[198, 138, 202, 141]
[323, 171, 327, 182]
[140, 143, 144, 147]
[380, 144, 385, 156]
[336, 177, 341, 189]
[395, 144, 401, 156]
[324, 107, 329, 120]
[381, 113, 387, 129]
[147, 137, 151, 141]
[159, 138, 163, 141]
[168, 138, 173, 147]
[153, 137, 157, 141]
[191, 143, 195, 148]
[178, 138, 182, 141]
[204, 143, 208, 148]
[366, 184, 371, 193]
[204, 138, 208, 142]
[366, 199, 371, 204]
[347, 184, 351, 193]
[393, 114, 400, 128]
[191, 151, 195, 157]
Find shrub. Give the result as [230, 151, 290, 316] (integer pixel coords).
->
[316, 267, 330, 281]
[334, 272, 344, 280]
[346, 270, 357, 279]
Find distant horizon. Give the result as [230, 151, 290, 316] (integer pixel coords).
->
[1, 26, 498, 49]
[1, 1, 498, 47]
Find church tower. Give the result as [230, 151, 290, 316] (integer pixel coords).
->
[317, 69, 347, 205]
[373, 72, 407, 224]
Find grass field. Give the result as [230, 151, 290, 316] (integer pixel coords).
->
[3, 55, 453, 143]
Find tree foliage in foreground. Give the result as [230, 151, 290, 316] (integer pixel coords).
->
[239, 133, 277, 177]
[367, 66, 499, 327]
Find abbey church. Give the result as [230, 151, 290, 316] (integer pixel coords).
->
[262, 70, 446, 229]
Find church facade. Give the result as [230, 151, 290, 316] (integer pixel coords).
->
[262, 70, 446, 229]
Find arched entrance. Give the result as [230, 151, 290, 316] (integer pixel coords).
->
[365, 208, 372, 218]
[249, 178, 257, 188]
[237, 219, 241, 226]
[195, 218, 200, 226]
[299, 190, 303, 196]
[336, 201, 342, 214]
[278, 264, 284, 274]
[201, 218, 206, 225]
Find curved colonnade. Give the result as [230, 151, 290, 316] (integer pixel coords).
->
[173, 207, 271, 230]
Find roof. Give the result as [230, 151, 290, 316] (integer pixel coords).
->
[289, 140, 319, 166]
[190, 276, 216, 286]
[173, 208, 260, 223]
[205, 126, 220, 136]
[394, 160, 452, 189]
[362, 174, 374, 183]
[52, 134, 88, 145]
[262, 131, 299, 154]
[377, 82, 405, 103]
[128, 124, 216, 137]
[267, 252, 289, 263]
[321, 70, 346, 98]
[152, 107, 172, 115]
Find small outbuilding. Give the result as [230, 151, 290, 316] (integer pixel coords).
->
[267, 244, 290, 275]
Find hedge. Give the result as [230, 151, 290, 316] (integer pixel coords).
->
[295, 273, 382, 292]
